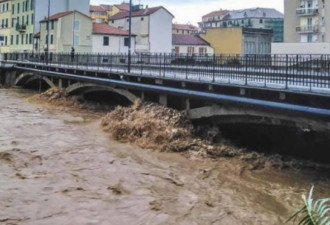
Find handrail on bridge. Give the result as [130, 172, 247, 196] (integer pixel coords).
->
[2, 52, 330, 95]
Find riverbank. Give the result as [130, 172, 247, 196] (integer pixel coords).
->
[1, 88, 329, 225]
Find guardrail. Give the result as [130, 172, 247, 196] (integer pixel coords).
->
[2, 52, 330, 94]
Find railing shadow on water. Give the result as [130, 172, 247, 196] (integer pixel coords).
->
[2, 52, 330, 93]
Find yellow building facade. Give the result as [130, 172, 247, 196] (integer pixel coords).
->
[0, 0, 11, 53]
[10, 0, 35, 52]
[200, 27, 243, 54]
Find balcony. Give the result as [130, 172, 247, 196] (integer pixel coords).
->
[296, 25, 319, 33]
[296, 7, 319, 16]
[16, 24, 26, 33]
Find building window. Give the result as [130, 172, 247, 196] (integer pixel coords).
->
[141, 17, 144, 21]
[307, 34, 313, 42]
[175, 46, 179, 54]
[31, 13, 34, 24]
[74, 35, 79, 45]
[50, 34, 53, 44]
[17, 3, 20, 13]
[26, 34, 28, 44]
[74, 21, 80, 31]
[322, 34, 325, 42]
[26, 15, 29, 25]
[51, 20, 54, 29]
[10, 35, 13, 45]
[188, 47, 194, 54]
[103, 36, 109, 46]
[12, 4, 14, 14]
[199, 47, 207, 55]
[29, 33, 32, 44]
[259, 18, 263, 23]
[124, 37, 129, 46]
[16, 35, 19, 44]
[21, 34, 24, 44]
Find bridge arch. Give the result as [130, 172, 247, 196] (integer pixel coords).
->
[188, 104, 330, 132]
[15, 73, 56, 88]
[66, 83, 138, 103]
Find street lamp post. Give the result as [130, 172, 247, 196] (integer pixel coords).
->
[46, 0, 50, 64]
[128, 0, 132, 73]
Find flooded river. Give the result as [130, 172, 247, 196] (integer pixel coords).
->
[0, 88, 329, 225]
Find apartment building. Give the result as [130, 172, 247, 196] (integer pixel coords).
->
[198, 9, 228, 30]
[90, 5, 108, 23]
[0, 0, 89, 53]
[0, 0, 10, 52]
[172, 24, 199, 35]
[199, 8, 284, 42]
[39, 11, 92, 53]
[284, 0, 330, 43]
[109, 6, 174, 53]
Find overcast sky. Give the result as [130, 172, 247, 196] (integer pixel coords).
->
[91, 0, 284, 25]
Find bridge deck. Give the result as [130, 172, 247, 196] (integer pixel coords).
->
[3, 59, 330, 97]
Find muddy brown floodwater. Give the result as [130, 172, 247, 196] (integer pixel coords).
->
[0, 88, 329, 225]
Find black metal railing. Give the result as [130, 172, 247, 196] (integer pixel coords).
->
[2, 52, 330, 93]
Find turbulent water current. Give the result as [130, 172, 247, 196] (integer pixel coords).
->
[0, 88, 329, 225]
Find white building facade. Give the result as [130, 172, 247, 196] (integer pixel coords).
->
[109, 6, 174, 53]
[92, 23, 135, 53]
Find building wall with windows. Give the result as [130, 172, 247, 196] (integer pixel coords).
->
[284, 0, 330, 43]
[0, 0, 90, 52]
[109, 6, 174, 53]
[40, 11, 92, 53]
[10, 0, 35, 52]
[92, 34, 135, 53]
[200, 8, 283, 42]
[0, 0, 11, 53]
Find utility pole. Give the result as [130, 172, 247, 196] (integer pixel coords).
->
[46, 0, 50, 64]
[128, 0, 132, 73]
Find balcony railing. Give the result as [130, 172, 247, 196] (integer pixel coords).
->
[296, 7, 319, 15]
[16, 24, 26, 32]
[296, 25, 319, 33]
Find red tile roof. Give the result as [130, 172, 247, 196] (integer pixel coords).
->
[40, 11, 91, 22]
[93, 23, 135, 36]
[202, 10, 228, 19]
[173, 24, 199, 31]
[90, 5, 107, 12]
[34, 32, 40, 38]
[114, 4, 130, 11]
[109, 6, 173, 20]
[172, 34, 210, 46]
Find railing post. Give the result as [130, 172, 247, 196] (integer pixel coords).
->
[245, 55, 248, 85]
[212, 54, 215, 82]
[285, 54, 288, 89]
[185, 54, 188, 80]
[163, 54, 166, 77]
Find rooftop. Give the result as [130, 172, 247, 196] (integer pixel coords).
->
[202, 10, 229, 19]
[172, 34, 210, 46]
[93, 23, 135, 36]
[173, 24, 199, 31]
[40, 11, 91, 22]
[225, 8, 283, 20]
[109, 6, 173, 20]
[114, 3, 130, 11]
[90, 5, 106, 12]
